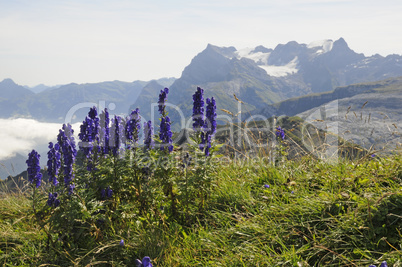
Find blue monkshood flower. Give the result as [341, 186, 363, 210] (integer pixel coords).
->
[204, 97, 217, 136]
[47, 142, 61, 186]
[192, 87, 205, 131]
[47, 192, 60, 207]
[276, 126, 285, 140]
[143, 120, 154, 150]
[99, 108, 110, 155]
[369, 261, 388, 267]
[125, 108, 141, 148]
[61, 123, 77, 157]
[58, 125, 76, 192]
[203, 97, 217, 156]
[264, 184, 270, 188]
[79, 117, 93, 156]
[79, 107, 100, 159]
[158, 87, 169, 115]
[26, 150, 42, 188]
[111, 115, 124, 156]
[119, 239, 124, 247]
[159, 116, 173, 152]
[135, 256, 153, 267]
[371, 154, 376, 158]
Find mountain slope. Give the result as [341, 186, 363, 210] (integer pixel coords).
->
[0, 79, 35, 117]
[297, 89, 402, 153]
[252, 76, 402, 119]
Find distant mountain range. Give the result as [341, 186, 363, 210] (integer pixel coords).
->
[2, 37, 402, 125]
[0, 77, 175, 122]
[131, 38, 402, 129]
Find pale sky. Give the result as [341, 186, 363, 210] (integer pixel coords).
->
[1, 0, 402, 87]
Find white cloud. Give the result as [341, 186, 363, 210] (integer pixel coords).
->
[0, 119, 80, 160]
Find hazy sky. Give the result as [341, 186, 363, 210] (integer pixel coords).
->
[1, 0, 402, 87]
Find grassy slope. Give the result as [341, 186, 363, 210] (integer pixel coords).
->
[1, 154, 401, 266]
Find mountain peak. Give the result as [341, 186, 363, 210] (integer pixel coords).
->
[1, 78, 17, 86]
[205, 44, 237, 58]
[332, 37, 351, 51]
[252, 45, 272, 54]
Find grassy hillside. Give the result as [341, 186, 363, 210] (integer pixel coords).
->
[1, 153, 401, 266]
[1, 86, 400, 267]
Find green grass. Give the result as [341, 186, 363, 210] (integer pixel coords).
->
[1, 153, 401, 266]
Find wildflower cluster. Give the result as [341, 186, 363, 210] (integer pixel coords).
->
[191, 87, 217, 156]
[26, 86, 218, 265]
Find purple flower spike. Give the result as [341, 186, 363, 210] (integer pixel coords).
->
[119, 239, 124, 247]
[58, 124, 77, 189]
[159, 116, 173, 152]
[125, 108, 141, 148]
[79, 107, 100, 169]
[158, 87, 169, 115]
[26, 150, 42, 188]
[264, 184, 270, 188]
[203, 97, 217, 156]
[143, 120, 154, 149]
[111, 115, 124, 156]
[192, 87, 205, 131]
[99, 108, 110, 155]
[47, 142, 61, 186]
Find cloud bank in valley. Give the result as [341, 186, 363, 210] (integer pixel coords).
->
[0, 118, 80, 160]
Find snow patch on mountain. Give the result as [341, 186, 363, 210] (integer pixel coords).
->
[307, 39, 334, 54]
[259, 56, 299, 77]
[235, 48, 270, 65]
[235, 48, 298, 77]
